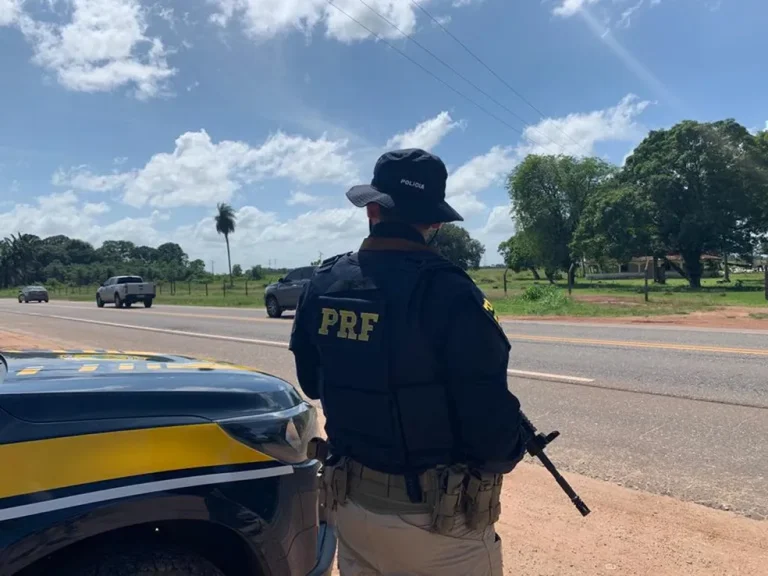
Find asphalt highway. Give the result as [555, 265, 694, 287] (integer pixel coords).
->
[2, 299, 768, 520]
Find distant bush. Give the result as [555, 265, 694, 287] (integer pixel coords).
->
[520, 285, 569, 314]
[521, 285, 547, 301]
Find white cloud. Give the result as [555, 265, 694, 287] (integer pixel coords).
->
[617, 0, 644, 28]
[58, 129, 359, 209]
[13, 0, 175, 99]
[52, 167, 134, 192]
[83, 202, 111, 216]
[0, 192, 164, 248]
[183, 205, 368, 267]
[287, 191, 322, 206]
[440, 146, 519, 217]
[447, 192, 486, 217]
[552, 0, 599, 17]
[446, 146, 517, 198]
[452, 0, 484, 7]
[472, 204, 516, 264]
[0, 190, 371, 268]
[0, 0, 21, 26]
[517, 93, 651, 157]
[209, 0, 443, 44]
[480, 205, 515, 237]
[386, 111, 462, 151]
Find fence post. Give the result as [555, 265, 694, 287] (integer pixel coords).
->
[503, 269, 508, 296]
[223, 282, 226, 297]
[245, 281, 248, 296]
[205, 283, 208, 296]
[188, 281, 191, 295]
[764, 265, 767, 301]
[568, 263, 575, 296]
[644, 258, 650, 302]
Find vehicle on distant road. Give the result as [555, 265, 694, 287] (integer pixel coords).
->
[17, 285, 48, 304]
[0, 349, 336, 576]
[96, 275, 156, 309]
[264, 266, 317, 318]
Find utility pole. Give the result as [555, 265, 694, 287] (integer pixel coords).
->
[210, 260, 214, 275]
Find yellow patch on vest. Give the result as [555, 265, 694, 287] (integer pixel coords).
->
[318, 308, 380, 341]
[483, 297, 500, 323]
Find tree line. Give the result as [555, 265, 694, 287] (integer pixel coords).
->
[500, 119, 768, 288]
[0, 233, 275, 290]
[1, 214, 486, 291]
[0, 234, 210, 289]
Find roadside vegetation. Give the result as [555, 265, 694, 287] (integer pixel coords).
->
[2, 119, 767, 317]
[2, 267, 765, 317]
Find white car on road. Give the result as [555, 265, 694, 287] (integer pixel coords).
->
[96, 275, 156, 309]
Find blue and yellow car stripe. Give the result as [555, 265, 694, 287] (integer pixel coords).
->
[0, 423, 276, 503]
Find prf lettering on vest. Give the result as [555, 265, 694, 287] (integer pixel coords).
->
[318, 308, 380, 341]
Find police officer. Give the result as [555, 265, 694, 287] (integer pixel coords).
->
[289, 148, 529, 576]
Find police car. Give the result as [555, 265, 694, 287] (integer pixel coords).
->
[0, 350, 336, 576]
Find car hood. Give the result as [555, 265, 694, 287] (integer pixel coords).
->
[0, 350, 305, 423]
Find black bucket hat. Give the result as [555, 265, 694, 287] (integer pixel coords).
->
[346, 148, 464, 223]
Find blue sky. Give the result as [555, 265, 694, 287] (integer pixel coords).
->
[1, 0, 766, 268]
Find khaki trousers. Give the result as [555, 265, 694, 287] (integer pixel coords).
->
[333, 496, 503, 576]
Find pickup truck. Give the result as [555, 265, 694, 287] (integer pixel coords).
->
[96, 275, 156, 308]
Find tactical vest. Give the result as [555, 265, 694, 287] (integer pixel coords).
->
[306, 249, 465, 477]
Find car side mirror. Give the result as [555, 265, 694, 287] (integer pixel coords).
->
[277, 277, 285, 283]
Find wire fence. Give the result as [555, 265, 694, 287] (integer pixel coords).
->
[42, 280, 274, 300]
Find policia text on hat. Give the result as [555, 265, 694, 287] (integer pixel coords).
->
[289, 149, 588, 576]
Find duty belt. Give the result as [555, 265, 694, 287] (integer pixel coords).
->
[309, 438, 504, 533]
[320, 458, 504, 534]
[345, 460, 439, 515]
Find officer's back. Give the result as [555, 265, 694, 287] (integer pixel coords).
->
[290, 148, 527, 576]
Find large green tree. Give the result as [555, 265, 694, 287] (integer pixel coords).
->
[215, 203, 237, 287]
[433, 223, 485, 270]
[572, 184, 659, 267]
[623, 119, 768, 287]
[498, 231, 541, 279]
[507, 154, 616, 283]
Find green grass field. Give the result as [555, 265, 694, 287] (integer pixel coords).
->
[2, 269, 766, 317]
[473, 269, 767, 316]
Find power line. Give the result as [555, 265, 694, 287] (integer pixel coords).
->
[408, 0, 590, 156]
[324, 0, 548, 146]
[353, 0, 567, 155]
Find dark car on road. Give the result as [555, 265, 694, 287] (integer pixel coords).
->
[0, 350, 336, 576]
[17, 286, 48, 304]
[264, 266, 317, 318]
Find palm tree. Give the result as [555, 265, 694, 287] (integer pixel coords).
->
[215, 203, 237, 287]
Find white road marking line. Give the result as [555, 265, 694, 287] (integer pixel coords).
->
[9, 310, 597, 385]
[0, 466, 294, 522]
[11, 312, 290, 349]
[506, 369, 594, 384]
